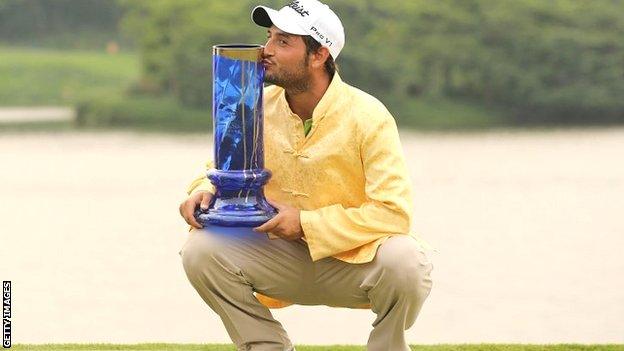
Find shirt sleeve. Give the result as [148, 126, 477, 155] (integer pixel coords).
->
[186, 159, 217, 196]
[299, 113, 414, 262]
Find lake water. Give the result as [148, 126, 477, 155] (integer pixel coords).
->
[1, 127, 622, 345]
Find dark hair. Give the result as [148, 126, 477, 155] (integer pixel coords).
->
[302, 35, 338, 78]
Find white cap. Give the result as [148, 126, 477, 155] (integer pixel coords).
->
[251, 0, 345, 59]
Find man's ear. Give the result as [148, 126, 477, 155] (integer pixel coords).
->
[310, 46, 331, 70]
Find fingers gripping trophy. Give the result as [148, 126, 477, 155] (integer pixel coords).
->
[194, 44, 277, 227]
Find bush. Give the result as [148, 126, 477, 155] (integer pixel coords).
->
[75, 93, 212, 132]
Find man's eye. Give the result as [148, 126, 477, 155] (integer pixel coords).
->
[279, 40, 287, 45]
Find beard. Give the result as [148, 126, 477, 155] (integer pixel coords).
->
[264, 57, 311, 93]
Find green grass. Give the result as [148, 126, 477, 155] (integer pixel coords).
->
[4, 30, 130, 52]
[0, 46, 138, 106]
[8, 344, 624, 351]
[0, 120, 75, 134]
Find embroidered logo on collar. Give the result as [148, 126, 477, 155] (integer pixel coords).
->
[287, 0, 310, 17]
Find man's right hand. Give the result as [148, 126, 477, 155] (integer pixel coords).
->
[179, 191, 214, 229]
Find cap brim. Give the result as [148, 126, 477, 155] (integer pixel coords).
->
[251, 6, 308, 35]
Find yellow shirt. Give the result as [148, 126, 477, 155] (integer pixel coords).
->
[186, 73, 435, 309]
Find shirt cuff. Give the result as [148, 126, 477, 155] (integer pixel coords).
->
[188, 181, 216, 196]
[300, 210, 325, 262]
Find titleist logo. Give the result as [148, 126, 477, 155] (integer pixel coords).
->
[287, 0, 310, 17]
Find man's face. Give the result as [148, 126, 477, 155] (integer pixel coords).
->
[262, 26, 311, 92]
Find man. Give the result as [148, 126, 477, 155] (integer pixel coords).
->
[178, 1, 434, 350]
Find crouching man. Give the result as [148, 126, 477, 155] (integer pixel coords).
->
[179, 1, 434, 350]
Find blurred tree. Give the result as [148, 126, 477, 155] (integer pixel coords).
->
[118, 0, 281, 106]
[0, 0, 122, 48]
[119, 0, 624, 125]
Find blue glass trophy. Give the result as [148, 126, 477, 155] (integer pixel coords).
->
[195, 44, 276, 227]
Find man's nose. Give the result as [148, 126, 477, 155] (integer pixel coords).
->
[262, 42, 273, 58]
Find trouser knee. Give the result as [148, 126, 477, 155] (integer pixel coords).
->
[376, 236, 434, 299]
[180, 230, 229, 278]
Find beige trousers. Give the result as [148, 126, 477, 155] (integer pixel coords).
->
[179, 226, 433, 351]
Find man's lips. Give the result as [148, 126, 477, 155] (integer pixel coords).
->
[262, 60, 273, 67]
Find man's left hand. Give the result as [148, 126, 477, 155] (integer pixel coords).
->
[253, 198, 304, 241]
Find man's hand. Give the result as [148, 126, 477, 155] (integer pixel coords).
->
[179, 191, 213, 229]
[253, 199, 304, 241]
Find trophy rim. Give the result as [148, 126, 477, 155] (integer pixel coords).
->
[213, 44, 264, 61]
[213, 44, 264, 50]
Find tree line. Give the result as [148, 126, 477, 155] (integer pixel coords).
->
[3, 0, 624, 125]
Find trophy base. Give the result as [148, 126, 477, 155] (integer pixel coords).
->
[195, 210, 275, 227]
[194, 169, 277, 227]
[194, 195, 277, 227]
